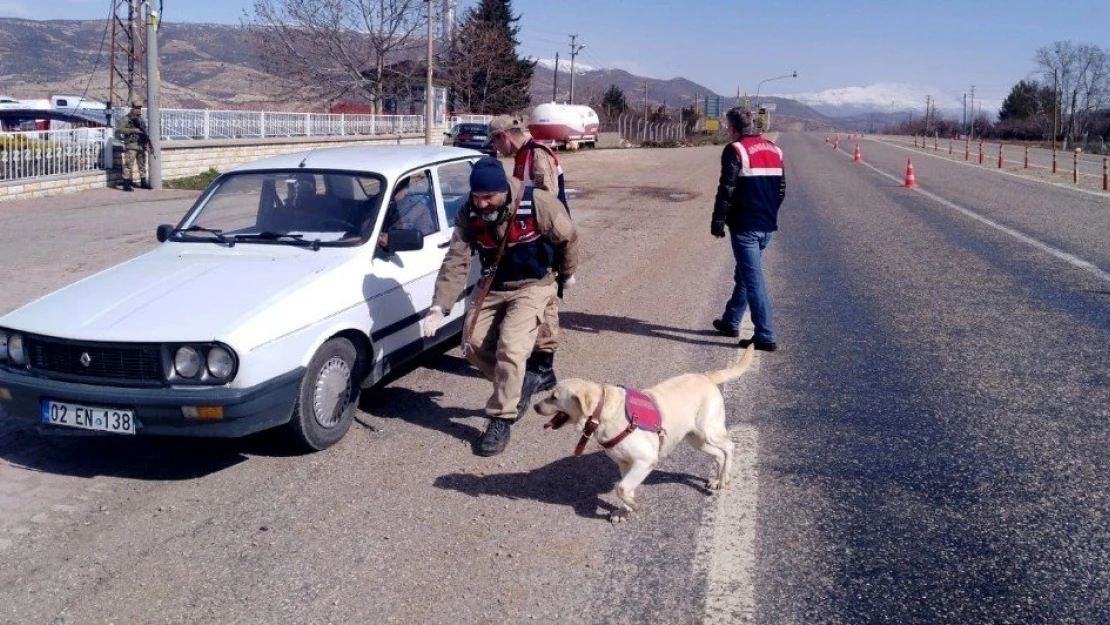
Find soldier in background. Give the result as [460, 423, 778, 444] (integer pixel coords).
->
[116, 101, 150, 191]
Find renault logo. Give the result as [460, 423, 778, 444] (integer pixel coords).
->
[80, 352, 92, 367]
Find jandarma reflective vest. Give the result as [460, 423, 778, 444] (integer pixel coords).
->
[514, 140, 569, 212]
[466, 187, 556, 287]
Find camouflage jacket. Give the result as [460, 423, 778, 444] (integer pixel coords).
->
[116, 113, 150, 149]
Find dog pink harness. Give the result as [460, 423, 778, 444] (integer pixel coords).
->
[572, 387, 665, 456]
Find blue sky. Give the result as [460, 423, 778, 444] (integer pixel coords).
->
[3, 0, 1109, 106]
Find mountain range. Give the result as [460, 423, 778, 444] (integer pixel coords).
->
[0, 17, 974, 131]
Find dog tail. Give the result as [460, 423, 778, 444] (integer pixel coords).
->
[703, 343, 756, 386]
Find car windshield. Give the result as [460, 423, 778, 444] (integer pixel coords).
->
[176, 171, 385, 245]
[458, 124, 488, 135]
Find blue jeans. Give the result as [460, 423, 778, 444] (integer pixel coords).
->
[721, 230, 775, 343]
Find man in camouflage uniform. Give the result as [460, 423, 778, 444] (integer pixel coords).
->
[116, 101, 150, 191]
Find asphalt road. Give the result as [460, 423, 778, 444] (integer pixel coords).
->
[1, 138, 1109, 624]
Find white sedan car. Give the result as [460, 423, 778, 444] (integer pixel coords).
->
[0, 145, 483, 450]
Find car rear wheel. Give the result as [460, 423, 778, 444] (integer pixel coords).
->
[286, 337, 360, 451]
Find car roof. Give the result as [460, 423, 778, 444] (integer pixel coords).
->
[228, 145, 483, 178]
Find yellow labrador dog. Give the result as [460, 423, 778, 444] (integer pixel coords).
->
[534, 344, 755, 522]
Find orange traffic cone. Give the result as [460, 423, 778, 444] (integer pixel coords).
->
[853, 143, 862, 163]
[904, 158, 918, 188]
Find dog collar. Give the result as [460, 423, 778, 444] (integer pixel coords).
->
[574, 387, 607, 456]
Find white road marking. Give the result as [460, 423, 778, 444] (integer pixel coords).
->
[696, 345, 761, 624]
[846, 149, 1110, 284]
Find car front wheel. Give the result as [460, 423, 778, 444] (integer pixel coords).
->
[286, 337, 360, 451]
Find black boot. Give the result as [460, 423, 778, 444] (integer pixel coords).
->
[120, 180, 134, 192]
[140, 178, 149, 189]
[477, 418, 513, 456]
[515, 351, 557, 417]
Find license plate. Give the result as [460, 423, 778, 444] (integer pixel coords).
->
[40, 400, 136, 435]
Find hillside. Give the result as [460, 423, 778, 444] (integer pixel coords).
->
[0, 17, 836, 127]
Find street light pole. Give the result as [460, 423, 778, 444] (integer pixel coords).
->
[424, 0, 434, 145]
[755, 70, 797, 107]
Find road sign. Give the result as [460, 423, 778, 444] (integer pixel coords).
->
[704, 95, 722, 118]
[758, 102, 777, 112]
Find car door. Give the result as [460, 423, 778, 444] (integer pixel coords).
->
[366, 168, 449, 372]
[431, 158, 482, 325]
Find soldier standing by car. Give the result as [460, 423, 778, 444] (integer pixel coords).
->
[487, 115, 574, 418]
[115, 101, 150, 191]
[422, 157, 579, 456]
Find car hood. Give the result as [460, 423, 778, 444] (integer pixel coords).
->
[0, 245, 359, 345]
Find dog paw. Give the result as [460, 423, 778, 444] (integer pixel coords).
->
[609, 510, 629, 524]
[708, 476, 732, 491]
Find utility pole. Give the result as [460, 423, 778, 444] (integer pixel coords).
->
[962, 93, 967, 137]
[925, 95, 931, 134]
[568, 34, 585, 104]
[644, 81, 649, 114]
[108, 0, 147, 118]
[552, 52, 559, 102]
[144, 1, 161, 190]
[424, 0, 434, 145]
[969, 85, 976, 140]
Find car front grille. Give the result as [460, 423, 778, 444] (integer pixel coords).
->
[25, 335, 163, 384]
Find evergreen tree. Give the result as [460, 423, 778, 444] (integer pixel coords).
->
[600, 84, 628, 117]
[999, 80, 1055, 122]
[445, 0, 534, 114]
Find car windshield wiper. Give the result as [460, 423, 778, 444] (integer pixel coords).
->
[171, 225, 234, 246]
[232, 232, 322, 250]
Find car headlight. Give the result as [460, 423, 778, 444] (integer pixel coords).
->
[0, 329, 8, 362]
[8, 333, 25, 366]
[206, 346, 235, 380]
[174, 346, 202, 378]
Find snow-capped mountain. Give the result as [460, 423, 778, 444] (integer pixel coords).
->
[785, 83, 1000, 118]
[534, 58, 596, 74]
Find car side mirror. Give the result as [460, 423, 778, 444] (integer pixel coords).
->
[385, 228, 424, 253]
[156, 224, 174, 242]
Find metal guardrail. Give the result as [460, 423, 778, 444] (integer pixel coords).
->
[0, 127, 112, 182]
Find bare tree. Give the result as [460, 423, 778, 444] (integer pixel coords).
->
[1036, 41, 1110, 144]
[245, 0, 427, 112]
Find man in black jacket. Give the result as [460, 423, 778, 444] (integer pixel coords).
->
[710, 107, 786, 351]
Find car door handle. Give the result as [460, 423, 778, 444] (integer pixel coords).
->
[437, 241, 449, 248]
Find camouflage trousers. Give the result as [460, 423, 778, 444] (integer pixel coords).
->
[122, 148, 147, 183]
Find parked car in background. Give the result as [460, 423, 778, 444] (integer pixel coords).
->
[444, 122, 497, 157]
[0, 108, 110, 134]
[0, 145, 484, 451]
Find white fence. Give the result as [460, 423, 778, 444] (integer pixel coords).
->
[0, 127, 112, 182]
[0, 109, 496, 185]
[159, 109, 425, 141]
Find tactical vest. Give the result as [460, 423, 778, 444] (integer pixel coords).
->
[514, 140, 569, 212]
[466, 187, 556, 288]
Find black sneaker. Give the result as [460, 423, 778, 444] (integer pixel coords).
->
[738, 338, 778, 352]
[712, 319, 739, 338]
[477, 418, 512, 456]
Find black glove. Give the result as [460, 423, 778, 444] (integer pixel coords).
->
[711, 220, 727, 238]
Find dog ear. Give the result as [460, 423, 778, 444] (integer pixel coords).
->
[571, 384, 598, 418]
